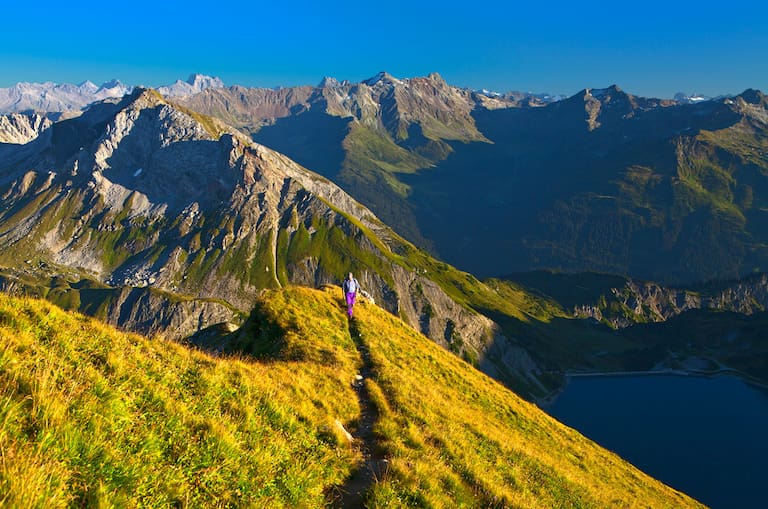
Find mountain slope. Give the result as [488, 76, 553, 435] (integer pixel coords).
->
[0, 288, 704, 507]
[183, 77, 768, 284]
[0, 113, 53, 144]
[177, 72, 508, 245]
[0, 87, 552, 398]
[406, 87, 768, 283]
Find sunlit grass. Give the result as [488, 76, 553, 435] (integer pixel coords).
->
[0, 287, 704, 507]
[349, 290, 704, 508]
[0, 291, 359, 507]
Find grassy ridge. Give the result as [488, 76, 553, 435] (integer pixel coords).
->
[0, 291, 359, 507]
[348, 291, 702, 508]
[0, 287, 704, 507]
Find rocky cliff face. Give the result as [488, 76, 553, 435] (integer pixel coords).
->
[0, 113, 53, 144]
[0, 88, 542, 394]
[176, 71, 499, 143]
[573, 273, 768, 328]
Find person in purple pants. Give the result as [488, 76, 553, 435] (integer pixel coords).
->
[342, 272, 361, 318]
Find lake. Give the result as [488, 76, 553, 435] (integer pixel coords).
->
[545, 374, 768, 509]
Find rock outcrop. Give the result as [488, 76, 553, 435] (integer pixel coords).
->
[573, 273, 768, 328]
[0, 113, 53, 144]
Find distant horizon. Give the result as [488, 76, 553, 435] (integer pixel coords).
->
[1, 0, 765, 100]
[0, 71, 760, 101]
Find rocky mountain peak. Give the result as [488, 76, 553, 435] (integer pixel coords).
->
[0, 112, 53, 144]
[318, 76, 341, 88]
[187, 73, 225, 90]
[363, 71, 400, 87]
[737, 88, 765, 105]
[157, 74, 225, 98]
[98, 79, 127, 92]
[426, 72, 447, 84]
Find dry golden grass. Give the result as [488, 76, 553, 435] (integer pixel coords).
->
[0, 286, 705, 507]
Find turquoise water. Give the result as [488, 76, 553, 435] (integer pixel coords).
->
[546, 374, 768, 509]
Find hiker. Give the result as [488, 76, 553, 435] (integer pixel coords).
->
[342, 272, 361, 318]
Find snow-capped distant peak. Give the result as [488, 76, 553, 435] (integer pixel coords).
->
[157, 74, 225, 97]
[99, 79, 123, 89]
[363, 71, 401, 86]
[78, 81, 99, 93]
[187, 74, 225, 89]
[479, 88, 502, 97]
[674, 92, 711, 104]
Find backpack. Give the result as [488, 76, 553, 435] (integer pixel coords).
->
[343, 278, 359, 294]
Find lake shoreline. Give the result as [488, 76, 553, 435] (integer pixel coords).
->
[537, 365, 768, 408]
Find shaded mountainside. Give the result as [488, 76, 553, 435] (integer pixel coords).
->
[512, 270, 768, 328]
[177, 72, 514, 246]
[182, 76, 768, 284]
[0, 288, 704, 507]
[407, 87, 768, 284]
[502, 271, 768, 384]
[0, 87, 552, 398]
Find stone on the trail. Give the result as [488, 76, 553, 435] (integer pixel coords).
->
[334, 419, 354, 443]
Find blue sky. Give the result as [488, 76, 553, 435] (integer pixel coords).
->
[1, 0, 766, 98]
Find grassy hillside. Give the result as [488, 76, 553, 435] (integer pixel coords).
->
[0, 288, 703, 507]
[0, 291, 359, 507]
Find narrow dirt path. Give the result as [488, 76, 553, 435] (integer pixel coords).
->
[328, 318, 388, 508]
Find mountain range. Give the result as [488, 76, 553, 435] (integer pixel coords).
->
[167, 72, 768, 284]
[0, 87, 551, 398]
[1, 71, 766, 505]
[2, 72, 768, 396]
[0, 74, 225, 116]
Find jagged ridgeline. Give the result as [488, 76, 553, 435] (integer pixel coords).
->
[0, 288, 703, 507]
[179, 76, 768, 284]
[0, 87, 549, 397]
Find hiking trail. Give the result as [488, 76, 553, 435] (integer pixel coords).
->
[328, 317, 388, 508]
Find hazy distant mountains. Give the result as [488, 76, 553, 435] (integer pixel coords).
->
[0, 79, 131, 115]
[0, 74, 225, 115]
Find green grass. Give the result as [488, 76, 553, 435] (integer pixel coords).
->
[0, 291, 359, 507]
[0, 287, 705, 507]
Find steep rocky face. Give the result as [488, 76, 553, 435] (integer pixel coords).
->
[174, 85, 315, 134]
[0, 88, 544, 395]
[0, 113, 53, 143]
[556, 273, 768, 328]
